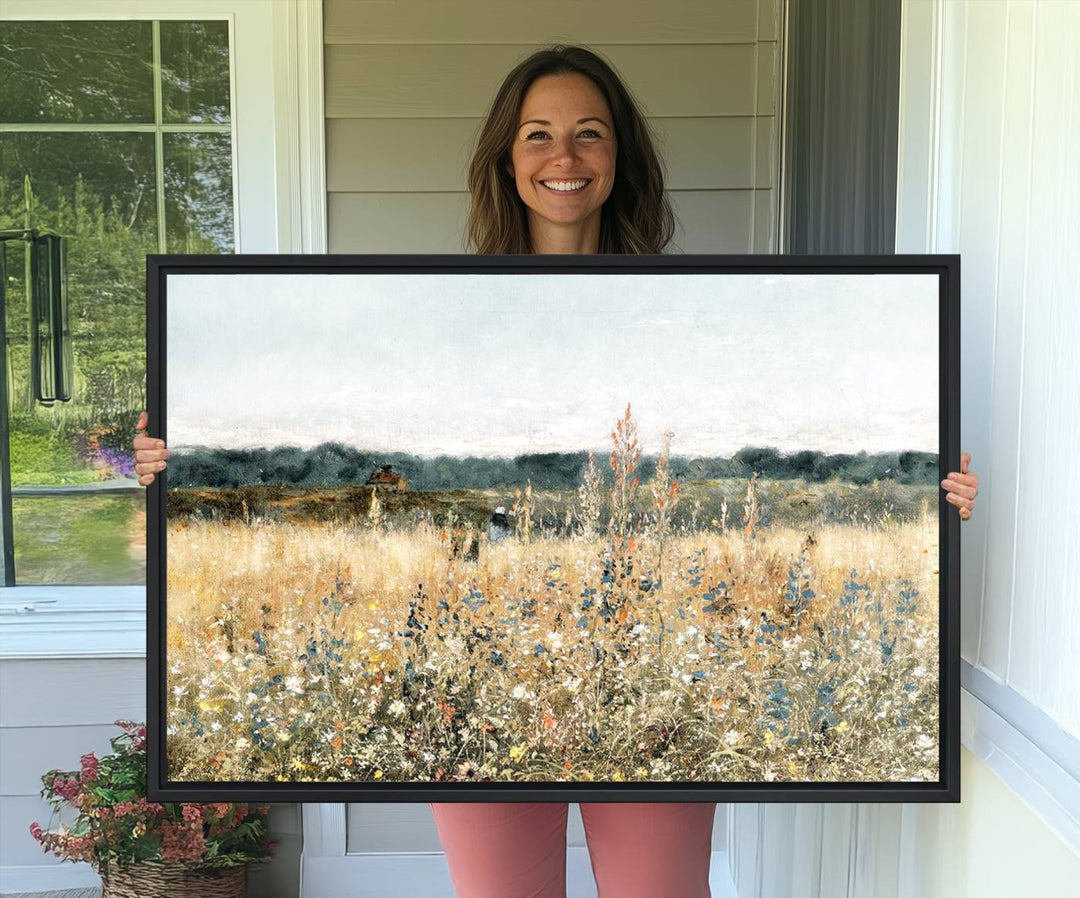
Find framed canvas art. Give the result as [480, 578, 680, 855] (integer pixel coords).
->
[147, 254, 960, 803]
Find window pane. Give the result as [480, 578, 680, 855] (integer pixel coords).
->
[1, 132, 155, 584]
[12, 494, 146, 585]
[164, 133, 234, 252]
[160, 20, 231, 124]
[1, 20, 235, 586]
[0, 21, 154, 124]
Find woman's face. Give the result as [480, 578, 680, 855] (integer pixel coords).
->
[508, 73, 617, 240]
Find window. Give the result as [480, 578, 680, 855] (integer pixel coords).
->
[0, 18, 234, 585]
[0, 0, 318, 657]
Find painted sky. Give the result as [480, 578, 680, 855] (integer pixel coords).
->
[166, 272, 939, 458]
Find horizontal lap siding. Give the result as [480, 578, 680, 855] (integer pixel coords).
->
[325, 1, 780, 256]
[324, 0, 780, 851]
[325, 45, 761, 118]
[0, 659, 145, 868]
[324, 0, 762, 45]
[326, 117, 767, 192]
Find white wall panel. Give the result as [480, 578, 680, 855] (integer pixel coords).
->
[1005, 0, 1080, 731]
[953, 0, 1009, 672]
[978, 0, 1035, 681]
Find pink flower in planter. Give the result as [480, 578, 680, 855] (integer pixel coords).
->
[52, 777, 80, 801]
[80, 753, 100, 782]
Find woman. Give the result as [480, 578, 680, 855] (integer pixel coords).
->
[134, 45, 979, 898]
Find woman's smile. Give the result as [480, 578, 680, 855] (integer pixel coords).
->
[540, 178, 592, 193]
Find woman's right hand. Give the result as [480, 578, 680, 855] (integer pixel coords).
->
[133, 410, 169, 486]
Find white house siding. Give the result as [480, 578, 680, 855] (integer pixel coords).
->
[321, 0, 782, 863]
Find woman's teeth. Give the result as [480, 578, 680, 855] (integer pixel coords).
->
[542, 180, 589, 192]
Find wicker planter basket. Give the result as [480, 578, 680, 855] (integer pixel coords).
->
[100, 861, 247, 897]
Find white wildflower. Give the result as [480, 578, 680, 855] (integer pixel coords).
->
[724, 729, 740, 746]
[284, 675, 304, 694]
[389, 700, 407, 716]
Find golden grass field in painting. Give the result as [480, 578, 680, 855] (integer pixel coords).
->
[166, 500, 940, 785]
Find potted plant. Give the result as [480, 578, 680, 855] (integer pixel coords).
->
[30, 720, 276, 897]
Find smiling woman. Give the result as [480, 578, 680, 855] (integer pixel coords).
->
[508, 73, 617, 252]
[465, 45, 674, 255]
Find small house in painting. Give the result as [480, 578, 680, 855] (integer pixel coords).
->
[367, 464, 407, 491]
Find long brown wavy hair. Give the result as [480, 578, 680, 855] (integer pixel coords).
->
[466, 45, 676, 254]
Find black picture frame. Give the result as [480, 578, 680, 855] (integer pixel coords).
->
[147, 253, 960, 804]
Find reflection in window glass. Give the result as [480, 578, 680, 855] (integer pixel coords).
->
[1, 19, 234, 585]
[164, 133, 235, 253]
[1, 132, 156, 438]
[160, 21, 232, 124]
[12, 494, 146, 585]
[0, 21, 154, 124]
[2, 132, 155, 584]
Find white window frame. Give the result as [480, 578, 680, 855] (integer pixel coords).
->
[0, 0, 326, 660]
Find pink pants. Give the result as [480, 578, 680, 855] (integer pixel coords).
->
[430, 802, 716, 898]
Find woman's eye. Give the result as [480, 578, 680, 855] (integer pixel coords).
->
[525, 130, 549, 140]
[579, 129, 601, 138]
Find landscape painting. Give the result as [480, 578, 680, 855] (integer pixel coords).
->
[151, 257, 958, 801]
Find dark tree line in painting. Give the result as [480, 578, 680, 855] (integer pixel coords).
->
[166, 441, 939, 491]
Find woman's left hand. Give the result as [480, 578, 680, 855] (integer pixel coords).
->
[941, 452, 979, 521]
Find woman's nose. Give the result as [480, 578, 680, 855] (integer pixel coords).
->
[548, 134, 579, 165]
